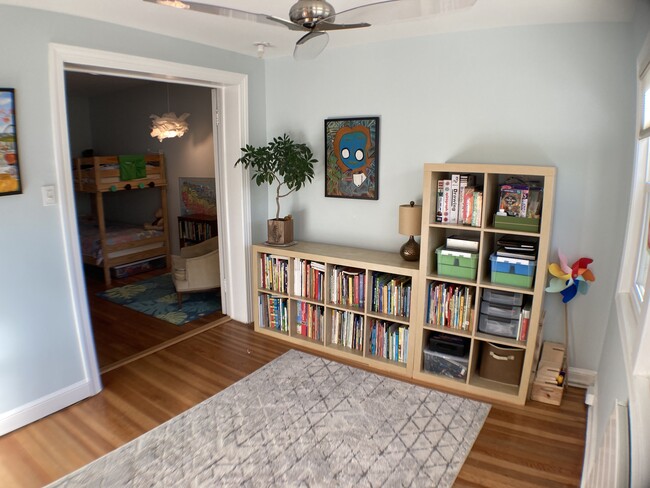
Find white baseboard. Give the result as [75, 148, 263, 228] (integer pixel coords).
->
[581, 384, 598, 488]
[568, 367, 597, 388]
[0, 379, 98, 436]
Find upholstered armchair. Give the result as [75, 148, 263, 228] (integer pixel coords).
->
[171, 236, 220, 307]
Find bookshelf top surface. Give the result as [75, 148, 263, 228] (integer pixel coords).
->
[423, 163, 556, 177]
[253, 241, 419, 275]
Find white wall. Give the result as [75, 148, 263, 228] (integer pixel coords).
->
[265, 23, 636, 372]
[0, 5, 267, 423]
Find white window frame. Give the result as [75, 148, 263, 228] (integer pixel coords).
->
[617, 35, 650, 378]
[615, 30, 650, 488]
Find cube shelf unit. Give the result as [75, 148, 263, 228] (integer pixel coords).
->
[252, 242, 419, 377]
[414, 163, 556, 405]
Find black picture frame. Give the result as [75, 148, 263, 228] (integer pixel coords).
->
[0, 88, 22, 196]
[324, 116, 379, 200]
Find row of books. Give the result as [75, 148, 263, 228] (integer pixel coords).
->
[436, 174, 483, 227]
[516, 307, 531, 341]
[330, 266, 365, 308]
[258, 294, 288, 333]
[426, 282, 473, 330]
[370, 272, 412, 318]
[330, 310, 364, 351]
[178, 221, 214, 243]
[295, 301, 324, 341]
[293, 258, 325, 301]
[368, 320, 409, 363]
[498, 183, 543, 219]
[259, 253, 289, 294]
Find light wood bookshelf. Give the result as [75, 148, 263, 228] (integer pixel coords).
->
[413, 163, 556, 405]
[252, 241, 420, 377]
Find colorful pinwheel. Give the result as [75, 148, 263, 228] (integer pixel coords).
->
[545, 251, 595, 303]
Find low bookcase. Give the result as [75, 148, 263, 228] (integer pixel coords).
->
[252, 241, 419, 377]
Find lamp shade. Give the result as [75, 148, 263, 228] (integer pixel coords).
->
[399, 201, 422, 236]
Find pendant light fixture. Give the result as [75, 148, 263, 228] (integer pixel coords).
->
[150, 84, 190, 142]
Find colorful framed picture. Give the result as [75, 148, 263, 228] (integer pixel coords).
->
[0, 89, 21, 196]
[324, 116, 379, 200]
[179, 177, 217, 216]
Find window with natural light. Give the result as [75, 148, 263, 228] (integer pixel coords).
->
[633, 141, 650, 306]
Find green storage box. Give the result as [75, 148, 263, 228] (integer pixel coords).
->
[491, 271, 533, 288]
[493, 214, 540, 233]
[435, 246, 478, 280]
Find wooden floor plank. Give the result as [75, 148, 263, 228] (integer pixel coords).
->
[0, 321, 587, 487]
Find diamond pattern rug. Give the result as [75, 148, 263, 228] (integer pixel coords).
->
[47, 350, 490, 487]
[97, 273, 220, 325]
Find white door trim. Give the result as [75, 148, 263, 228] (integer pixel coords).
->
[45, 43, 251, 414]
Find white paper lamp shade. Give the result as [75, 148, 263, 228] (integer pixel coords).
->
[150, 112, 190, 141]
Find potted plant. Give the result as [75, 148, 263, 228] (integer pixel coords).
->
[236, 134, 317, 245]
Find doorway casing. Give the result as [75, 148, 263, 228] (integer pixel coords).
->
[39, 43, 252, 426]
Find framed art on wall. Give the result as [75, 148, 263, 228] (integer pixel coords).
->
[0, 89, 22, 196]
[179, 177, 217, 216]
[324, 116, 379, 200]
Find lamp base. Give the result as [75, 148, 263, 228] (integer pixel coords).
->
[400, 235, 420, 261]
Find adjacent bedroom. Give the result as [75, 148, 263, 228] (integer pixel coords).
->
[64, 72, 225, 372]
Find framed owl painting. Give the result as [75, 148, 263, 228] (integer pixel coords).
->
[324, 117, 379, 200]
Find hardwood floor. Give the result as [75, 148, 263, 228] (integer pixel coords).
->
[0, 321, 587, 487]
[84, 266, 225, 370]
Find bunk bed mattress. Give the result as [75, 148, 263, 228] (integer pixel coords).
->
[78, 221, 165, 265]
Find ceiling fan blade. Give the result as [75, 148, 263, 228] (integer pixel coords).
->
[313, 21, 371, 32]
[324, 0, 477, 26]
[294, 31, 330, 61]
[142, 0, 303, 30]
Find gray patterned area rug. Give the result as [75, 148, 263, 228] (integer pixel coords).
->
[49, 350, 490, 487]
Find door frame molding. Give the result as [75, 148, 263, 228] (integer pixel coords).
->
[48, 43, 252, 403]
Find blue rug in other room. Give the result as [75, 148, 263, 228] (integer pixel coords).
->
[98, 273, 221, 326]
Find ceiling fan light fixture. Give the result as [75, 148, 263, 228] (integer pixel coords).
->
[290, 0, 335, 27]
[154, 0, 190, 8]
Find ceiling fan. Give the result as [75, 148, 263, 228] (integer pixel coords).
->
[144, 0, 477, 60]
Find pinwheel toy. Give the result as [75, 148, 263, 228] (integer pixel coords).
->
[545, 251, 596, 303]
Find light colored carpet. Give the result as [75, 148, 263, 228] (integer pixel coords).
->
[48, 350, 490, 487]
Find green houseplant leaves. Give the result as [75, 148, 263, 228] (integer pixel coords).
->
[236, 134, 317, 219]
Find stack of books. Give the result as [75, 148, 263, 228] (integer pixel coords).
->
[495, 236, 537, 261]
[435, 174, 483, 226]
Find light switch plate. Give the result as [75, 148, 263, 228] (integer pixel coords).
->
[42, 185, 56, 206]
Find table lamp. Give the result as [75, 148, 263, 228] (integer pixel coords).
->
[399, 201, 422, 261]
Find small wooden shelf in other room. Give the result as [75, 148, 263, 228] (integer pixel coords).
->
[178, 214, 217, 248]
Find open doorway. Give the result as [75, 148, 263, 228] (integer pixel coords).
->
[64, 72, 226, 372]
[48, 45, 253, 404]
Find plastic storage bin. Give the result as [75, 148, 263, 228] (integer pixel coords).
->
[478, 314, 519, 339]
[436, 246, 478, 280]
[423, 346, 469, 380]
[490, 254, 536, 288]
[482, 289, 524, 306]
[480, 301, 521, 320]
[478, 342, 524, 385]
[429, 332, 470, 357]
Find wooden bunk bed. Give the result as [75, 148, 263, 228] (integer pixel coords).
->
[73, 153, 171, 286]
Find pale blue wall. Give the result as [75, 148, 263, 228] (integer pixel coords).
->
[265, 22, 636, 372]
[0, 5, 267, 416]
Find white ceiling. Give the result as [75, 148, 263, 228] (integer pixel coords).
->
[0, 0, 637, 59]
